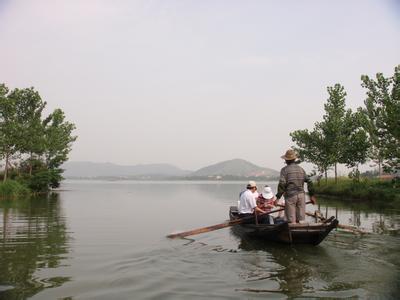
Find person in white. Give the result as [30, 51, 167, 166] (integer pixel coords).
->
[238, 181, 266, 217]
[257, 185, 281, 224]
[258, 185, 286, 220]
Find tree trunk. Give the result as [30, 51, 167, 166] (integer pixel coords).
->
[378, 159, 382, 178]
[335, 163, 338, 184]
[355, 165, 360, 182]
[29, 152, 33, 176]
[325, 169, 328, 184]
[3, 152, 9, 182]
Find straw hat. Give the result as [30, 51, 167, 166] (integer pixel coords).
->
[261, 186, 274, 199]
[281, 149, 297, 161]
[246, 181, 257, 188]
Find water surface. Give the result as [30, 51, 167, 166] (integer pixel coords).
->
[1, 180, 399, 299]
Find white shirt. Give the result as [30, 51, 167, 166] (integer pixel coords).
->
[238, 189, 257, 214]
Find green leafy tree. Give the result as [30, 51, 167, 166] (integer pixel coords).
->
[290, 128, 331, 182]
[361, 72, 390, 175]
[0, 84, 18, 181]
[42, 109, 77, 187]
[291, 84, 369, 183]
[8, 87, 47, 175]
[341, 110, 370, 181]
[0, 83, 77, 191]
[361, 65, 400, 173]
[385, 65, 400, 171]
[317, 84, 348, 183]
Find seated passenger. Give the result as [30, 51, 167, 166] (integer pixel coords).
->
[238, 181, 266, 223]
[256, 185, 277, 224]
[257, 186, 276, 211]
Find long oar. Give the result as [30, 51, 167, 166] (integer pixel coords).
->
[305, 211, 367, 234]
[166, 207, 285, 239]
[167, 201, 314, 239]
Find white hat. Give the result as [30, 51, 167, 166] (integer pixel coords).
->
[262, 186, 274, 199]
[247, 181, 257, 188]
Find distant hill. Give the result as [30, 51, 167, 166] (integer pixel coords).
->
[62, 161, 191, 178]
[189, 159, 279, 179]
[62, 159, 279, 180]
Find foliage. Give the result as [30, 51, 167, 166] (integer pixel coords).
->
[9, 87, 47, 157]
[340, 110, 370, 171]
[0, 83, 77, 192]
[291, 84, 369, 183]
[26, 169, 61, 192]
[17, 159, 64, 192]
[361, 65, 400, 173]
[313, 177, 400, 208]
[0, 83, 18, 180]
[0, 180, 30, 197]
[291, 65, 400, 185]
[290, 127, 331, 180]
[318, 84, 353, 181]
[43, 109, 77, 169]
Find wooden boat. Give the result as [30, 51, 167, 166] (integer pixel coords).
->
[229, 206, 338, 245]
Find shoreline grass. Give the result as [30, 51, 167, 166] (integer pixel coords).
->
[314, 177, 400, 208]
[0, 180, 30, 198]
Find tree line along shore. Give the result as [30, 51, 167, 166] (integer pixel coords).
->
[1, 65, 399, 204]
[290, 65, 399, 207]
[0, 83, 76, 197]
[312, 177, 400, 209]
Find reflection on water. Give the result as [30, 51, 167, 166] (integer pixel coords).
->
[0, 181, 399, 299]
[316, 197, 400, 234]
[0, 193, 70, 299]
[233, 231, 399, 299]
[233, 228, 344, 298]
[236, 237, 318, 297]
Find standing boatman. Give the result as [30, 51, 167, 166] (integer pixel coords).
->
[275, 149, 317, 224]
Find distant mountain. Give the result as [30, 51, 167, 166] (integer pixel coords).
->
[189, 159, 279, 179]
[62, 159, 279, 180]
[62, 161, 191, 178]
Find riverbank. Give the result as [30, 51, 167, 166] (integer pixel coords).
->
[314, 178, 400, 208]
[1, 180, 399, 299]
[0, 180, 30, 198]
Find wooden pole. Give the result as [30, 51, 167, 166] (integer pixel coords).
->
[305, 211, 367, 234]
[167, 201, 314, 239]
[167, 207, 285, 239]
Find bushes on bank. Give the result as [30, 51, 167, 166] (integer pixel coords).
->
[24, 169, 63, 192]
[314, 178, 400, 208]
[0, 180, 30, 197]
[0, 167, 63, 197]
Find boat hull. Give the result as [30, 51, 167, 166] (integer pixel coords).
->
[229, 206, 338, 245]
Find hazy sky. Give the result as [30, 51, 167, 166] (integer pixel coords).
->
[1, 0, 399, 172]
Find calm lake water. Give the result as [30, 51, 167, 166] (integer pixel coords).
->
[1, 180, 399, 299]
